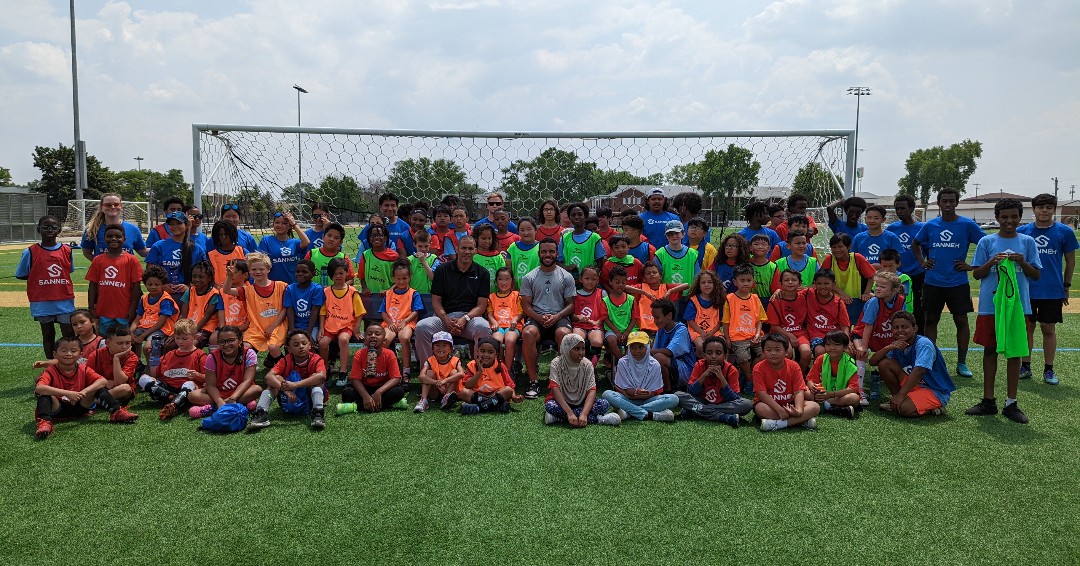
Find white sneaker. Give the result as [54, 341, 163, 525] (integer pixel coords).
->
[760, 418, 782, 432]
[652, 409, 675, 422]
[616, 408, 629, 421]
[413, 398, 428, 413]
[801, 417, 817, 430]
[597, 413, 621, 426]
[543, 411, 558, 425]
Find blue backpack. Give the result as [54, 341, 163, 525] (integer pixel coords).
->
[200, 403, 249, 433]
[278, 369, 312, 415]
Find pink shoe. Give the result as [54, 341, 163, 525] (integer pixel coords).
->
[246, 400, 257, 412]
[189, 404, 213, 418]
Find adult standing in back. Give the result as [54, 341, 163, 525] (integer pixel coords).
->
[80, 193, 148, 260]
[474, 192, 519, 234]
[639, 188, 679, 249]
[520, 238, 577, 400]
[414, 235, 492, 366]
[357, 193, 416, 255]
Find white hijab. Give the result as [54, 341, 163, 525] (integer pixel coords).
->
[549, 334, 594, 406]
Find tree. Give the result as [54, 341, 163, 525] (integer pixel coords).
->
[696, 144, 761, 220]
[897, 139, 983, 207]
[666, 162, 701, 186]
[790, 161, 843, 207]
[591, 169, 664, 196]
[385, 158, 481, 208]
[499, 148, 602, 217]
[0, 166, 13, 186]
[30, 144, 117, 206]
[113, 168, 192, 207]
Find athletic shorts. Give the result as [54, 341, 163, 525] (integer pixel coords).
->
[134, 327, 167, 342]
[810, 337, 825, 350]
[98, 317, 128, 335]
[34, 312, 73, 324]
[1028, 299, 1064, 324]
[973, 315, 1004, 351]
[524, 318, 571, 344]
[923, 283, 974, 317]
[730, 340, 762, 364]
[906, 384, 944, 415]
[49, 399, 93, 420]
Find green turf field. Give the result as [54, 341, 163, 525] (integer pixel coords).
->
[1, 304, 1078, 564]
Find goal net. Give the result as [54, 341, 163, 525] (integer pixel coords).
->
[64, 199, 150, 236]
[193, 125, 853, 258]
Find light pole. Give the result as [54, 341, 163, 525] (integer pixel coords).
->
[134, 156, 143, 171]
[847, 86, 871, 193]
[69, 0, 87, 232]
[293, 84, 308, 205]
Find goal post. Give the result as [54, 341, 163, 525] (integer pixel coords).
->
[63, 199, 150, 236]
[193, 124, 855, 256]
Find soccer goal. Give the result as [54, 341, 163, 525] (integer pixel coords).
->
[64, 199, 150, 235]
[192, 124, 855, 257]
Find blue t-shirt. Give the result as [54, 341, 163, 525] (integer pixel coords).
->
[557, 231, 606, 264]
[886, 335, 956, 405]
[851, 230, 903, 264]
[915, 216, 985, 287]
[654, 322, 696, 381]
[283, 281, 325, 332]
[16, 243, 76, 316]
[190, 231, 210, 251]
[80, 222, 146, 257]
[828, 219, 869, 240]
[137, 293, 178, 319]
[358, 218, 415, 256]
[737, 226, 780, 250]
[145, 239, 209, 285]
[859, 295, 901, 325]
[473, 217, 519, 234]
[203, 228, 257, 254]
[258, 235, 305, 284]
[1017, 222, 1079, 300]
[886, 220, 926, 276]
[772, 242, 815, 260]
[627, 241, 652, 265]
[639, 211, 679, 248]
[305, 228, 325, 256]
[972, 233, 1041, 315]
[714, 261, 737, 294]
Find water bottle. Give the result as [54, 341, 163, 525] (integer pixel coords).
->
[149, 334, 164, 369]
[336, 402, 358, 415]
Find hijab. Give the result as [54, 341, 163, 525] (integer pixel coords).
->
[549, 334, 594, 406]
[614, 341, 663, 392]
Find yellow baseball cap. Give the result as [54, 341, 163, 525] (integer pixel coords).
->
[626, 331, 650, 346]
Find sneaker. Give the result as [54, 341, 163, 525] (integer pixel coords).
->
[956, 363, 973, 378]
[414, 398, 429, 413]
[836, 405, 857, 420]
[109, 407, 139, 423]
[524, 381, 540, 399]
[247, 409, 271, 430]
[616, 408, 629, 421]
[400, 374, 411, 390]
[652, 409, 675, 422]
[965, 398, 999, 416]
[440, 391, 458, 410]
[597, 412, 621, 426]
[393, 398, 409, 410]
[759, 418, 782, 432]
[34, 418, 53, 440]
[859, 391, 870, 407]
[310, 409, 326, 430]
[801, 417, 817, 430]
[333, 373, 350, 389]
[1002, 402, 1029, 424]
[1019, 364, 1032, 379]
[158, 403, 178, 421]
[459, 402, 480, 415]
[543, 411, 558, 425]
[189, 404, 214, 418]
[245, 400, 258, 412]
[719, 413, 740, 428]
[1044, 370, 1059, 385]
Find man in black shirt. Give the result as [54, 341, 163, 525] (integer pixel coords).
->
[415, 235, 492, 364]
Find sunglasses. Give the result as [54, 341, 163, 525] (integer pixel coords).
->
[190, 214, 203, 220]
[487, 201, 503, 206]
[311, 214, 324, 220]
[221, 204, 240, 212]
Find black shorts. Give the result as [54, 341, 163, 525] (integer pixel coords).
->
[1028, 299, 1064, 324]
[51, 400, 93, 420]
[922, 283, 973, 318]
[524, 318, 571, 344]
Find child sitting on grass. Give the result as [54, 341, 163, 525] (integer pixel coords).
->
[138, 319, 206, 420]
[416, 332, 466, 413]
[343, 325, 406, 413]
[754, 333, 820, 432]
[675, 336, 751, 427]
[187, 325, 263, 416]
[84, 325, 139, 404]
[33, 336, 138, 440]
[806, 331, 861, 420]
[870, 311, 955, 418]
[248, 329, 328, 430]
[601, 331, 679, 422]
[457, 338, 516, 415]
[543, 334, 621, 427]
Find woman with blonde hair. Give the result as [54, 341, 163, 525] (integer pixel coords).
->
[80, 193, 148, 260]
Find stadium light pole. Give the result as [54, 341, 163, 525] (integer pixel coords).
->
[293, 84, 308, 205]
[69, 0, 88, 232]
[847, 87, 871, 193]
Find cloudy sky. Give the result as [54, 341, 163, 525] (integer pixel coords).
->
[2, 0, 1078, 200]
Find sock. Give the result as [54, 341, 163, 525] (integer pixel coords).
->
[1005, 398, 1016, 407]
[776, 419, 789, 429]
[172, 381, 195, 410]
[94, 388, 121, 413]
[822, 400, 833, 411]
[256, 390, 273, 412]
[137, 374, 156, 389]
[856, 360, 867, 388]
[35, 395, 53, 420]
[311, 387, 325, 410]
[1045, 364, 1054, 373]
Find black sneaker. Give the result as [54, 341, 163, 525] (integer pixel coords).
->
[524, 381, 540, 399]
[247, 409, 271, 430]
[837, 405, 857, 420]
[1002, 402, 1029, 424]
[310, 409, 325, 430]
[965, 398, 999, 416]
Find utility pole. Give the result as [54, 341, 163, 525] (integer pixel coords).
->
[1052, 177, 1059, 200]
[973, 182, 981, 197]
[1071, 184, 1076, 201]
[69, 0, 87, 232]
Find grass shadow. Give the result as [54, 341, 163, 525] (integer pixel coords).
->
[975, 415, 1049, 445]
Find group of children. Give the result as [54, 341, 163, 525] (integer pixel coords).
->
[21, 189, 1074, 436]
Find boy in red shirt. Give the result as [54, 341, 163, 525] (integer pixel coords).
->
[16, 215, 75, 360]
[86, 223, 143, 335]
[33, 336, 138, 439]
[806, 330, 861, 419]
[84, 325, 140, 404]
[343, 325, 406, 412]
[675, 336, 752, 427]
[805, 269, 851, 357]
[138, 319, 207, 420]
[767, 269, 812, 373]
[753, 333, 820, 431]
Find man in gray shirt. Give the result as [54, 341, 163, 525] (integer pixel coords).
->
[520, 238, 576, 398]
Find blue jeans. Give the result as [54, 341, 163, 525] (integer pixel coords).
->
[601, 390, 679, 420]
